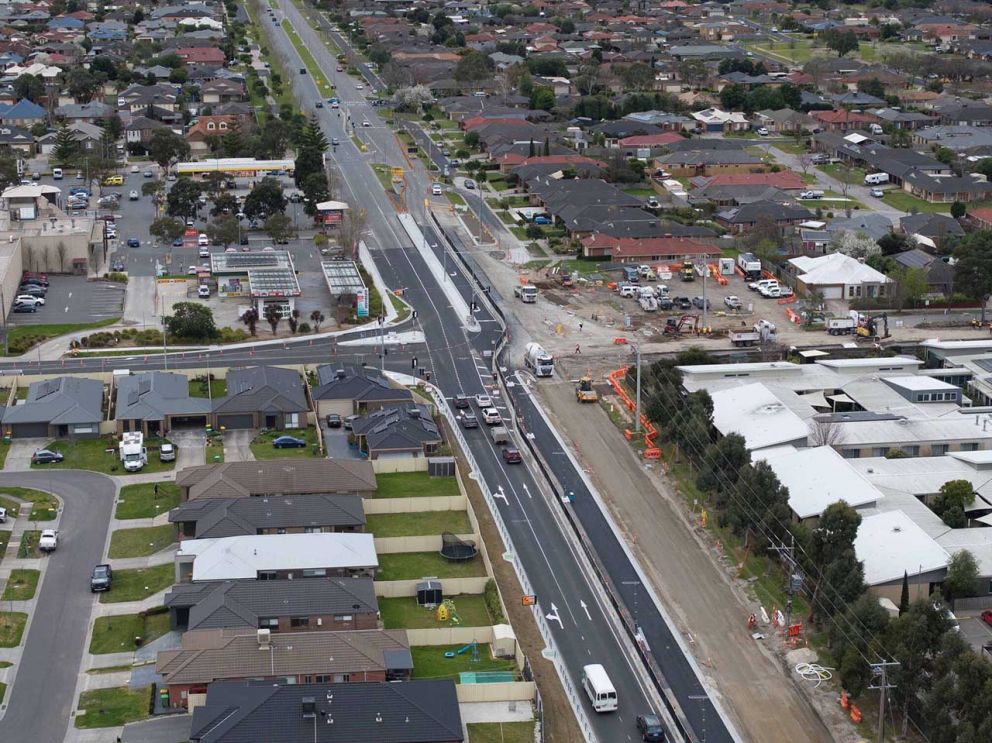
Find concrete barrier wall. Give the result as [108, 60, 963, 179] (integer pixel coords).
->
[406, 626, 494, 646]
[373, 532, 478, 554]
[374, 576, 489, 597]
[372, 457, 428, 474]
[456, 682, 535, 703]
[363, 495, 467, 514]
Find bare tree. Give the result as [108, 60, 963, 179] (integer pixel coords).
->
[56, 241, 67, 272]
[797, 153, 814, 178]
[338, 208, 367, 261]
[809, 417, 843, 447]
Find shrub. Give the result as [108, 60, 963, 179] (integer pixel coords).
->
[298, 322, 311, 333]
[484, 579, 506, 624]
[104, 272, 128, 283]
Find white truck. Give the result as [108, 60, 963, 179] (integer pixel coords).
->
[524, 342, 554, 377]
[827, 316, 857, 335]
[729, 330, 761, 347]
[514, 284, 538, 303]
[119, 431, 148, 472]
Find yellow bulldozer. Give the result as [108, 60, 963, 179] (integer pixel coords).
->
[576, 374, 599, 403]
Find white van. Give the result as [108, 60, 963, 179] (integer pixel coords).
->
[582, 664, 617, 712]
[52, 167, 63, 180]
[864, 172, 889, 185]
[869, 123, 884, 136]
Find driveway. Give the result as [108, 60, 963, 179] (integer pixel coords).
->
[323, 425, 362, 459]
[3, 438, 47, 472]
[121, 714, 191, 743]
[0, 471, 116, 742]
[167, 431, 206, 470]
[222, 430, 255, 462]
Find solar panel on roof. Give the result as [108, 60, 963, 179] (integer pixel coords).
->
[975, 359, 992, 373]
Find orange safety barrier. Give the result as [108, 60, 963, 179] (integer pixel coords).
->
[624, 429, 632, 440]
[850, 706, 862, 724]
[608, 366, 660, 456]
[607, 281, 618, 290]
[840, 690, 849, 710]
[776, 295, 796, 305]
[613, 337, 628, 345]
[707, 264, 728, 285]
[518, 275, 529, 284]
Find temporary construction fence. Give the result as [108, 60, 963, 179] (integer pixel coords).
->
[607, 366, 661, 459]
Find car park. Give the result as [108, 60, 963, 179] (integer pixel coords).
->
[502, 447, 522, 464]
[32, 449, 64, 464]
[325, 414, 343, 428]
[272, 435, 306, 449]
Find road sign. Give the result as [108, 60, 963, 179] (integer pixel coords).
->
[521, 595, 537, 606]
[356, 287, 369, 318]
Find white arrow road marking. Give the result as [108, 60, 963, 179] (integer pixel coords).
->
[546, 603, 563, 630]
[493, 485, 507, 504]
[522, 483, 532, 499]
[580, 600, 592, 621]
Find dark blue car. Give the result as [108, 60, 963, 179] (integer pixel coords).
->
[272, 435, 306, 449]
[126, 237, 140, 248]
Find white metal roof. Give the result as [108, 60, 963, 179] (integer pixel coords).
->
[710, 383, 809, 451]
[849, 455, 991, 502]
[833, 417, 992, 447]
[816, 356, 921, 370]
[177, 533, 377, 582]
[882, 375, 958, 392]
[758, 446, 884, 519]
[2, 184, 60, 198]
[935, 528, 992, 578]
[854, 510, 950, 586]
[790, 252, 893, 286]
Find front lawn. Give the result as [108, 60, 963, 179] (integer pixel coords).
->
[376, 552, 485, 581]
[0, 439, 7, 469]
[108, 525, 177, 559]
[373, 472, 460, 498]
[819, 163, 868, 185]
[366, 510, 472, 537]
[31, 437, 175, 475]
[75, 686, 150, 728]
[0, 612, 27, 647]
[881, 191, 952, 214]
[206, 436, 225, 463]
[250, 427, 321, 459]
[89, 609, 171, 654]
[468, 722, 536, 743]
[409, 643, 515, 681]
[17, 530, 40, 558]
[379, 594, 493, 629]
[0, 486, 60, 521]
[0, 531, 9, 560]
[99, 564, 174, 604]
[115, 482, 180, 520]
[2, 569, 39, 601]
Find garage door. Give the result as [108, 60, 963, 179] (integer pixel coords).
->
[820, 286, 843, 300]
[216, 414, 254, 430]
[11, 422, 49, 438]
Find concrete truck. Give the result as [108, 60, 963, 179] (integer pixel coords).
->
[524, 342, 554, 377]
[120, 431, 148, 472]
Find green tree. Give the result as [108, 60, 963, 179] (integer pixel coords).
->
[165, 178, 203, 219]
[206, 217, 240, 248]
[66, 67, 101, 102]
[887, 600, 953, 737]
[620, 63, 655, 90]
[147, 128, 190, 171]
[166, 302, 219, 340]
[530, 86, 555, 111]
[828, 592, 890, 697]
[210, 192, 238, 217]
[951, 200, 966, 219]
[678, 59, 708, 88]
[221, 122, 246, 158]
[298, 116, 329, 154]
[944, 550, 981, 600]
[141, 179, 163, 198]
[697, 432, 749, 496]
[899, 571, 910, 615]
[934, 479, 972, 528]
[51, 123, 81, 167]
[952, 231, 992, 299]
[857, 77, 886, 99]
[264, 303, 282, 334]
[0, 150, 21, 190]
[149, 217, 185, 244]
[894, 266, 928, 309]
[301, 171, 330, 216]
[823, 29, 859, 57]
[264, 213, 293, 242]
[806, 501, 863, 621]
[454, 49, 493, 83]
[244, 177, 286, 220]
[464, 131, 480, 149]
[728, 461, 792, 549]
[14, 74, 44, 102]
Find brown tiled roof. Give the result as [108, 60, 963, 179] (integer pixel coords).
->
[176, 460, 377, 500]
[156, 629, 409, 685]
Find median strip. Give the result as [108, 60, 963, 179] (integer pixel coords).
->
[281, 19, 334, 99]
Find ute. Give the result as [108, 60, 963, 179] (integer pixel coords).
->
[576, 374, 599, 403]
[91, 564, 113, 592]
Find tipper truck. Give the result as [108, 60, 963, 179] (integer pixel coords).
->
[524, 342, 554, 377]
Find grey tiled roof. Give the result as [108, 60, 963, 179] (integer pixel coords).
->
[212, 365, 308, 415]
[312, 364, 414, 403]
[116, 372, 212, 421]
[2, 376, 103, 426]
[168, 494, 366, 538]
[175, 460, 377, 500]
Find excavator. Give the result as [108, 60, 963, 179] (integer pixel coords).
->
[856, 313, 889, 340]
[576, 374, 599, 403]
[664, 314, 700, 337]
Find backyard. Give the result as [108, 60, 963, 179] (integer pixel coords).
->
[379, 594, 493, 629]
[250, 427, 322, 459]
[881, 191, 953, 214]
[188, 376, 227, 398]
[365, 510, 472, 537]
[115, 482, 180, 520]
[108, 524, 177, 559]
[468, 722, 536, 743]
[32, 437, 175, 475]
[1, 569, 39, 601]
[376, 552, 485, 581]
[409, 643, 515, 681]
[372, 472, 460, 498]
[75, 686, 150, 728]
[99, 564, 174, 604]
[89, 610, 172, 654]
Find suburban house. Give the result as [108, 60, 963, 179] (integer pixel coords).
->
[186, 114, 238, 153]
[579, 235, 719, 262]
[810, 109, 881, 132]
[891, 249, 956, 297]
[114, 372, 212, 436]
[2, 377, 104, 439]
[351, 404, 443, 460]
[656, 148, 764, 176]
[211, 366, 309, 431]
[900, 171, 992, 204]
[157, 628, 412, 708]
[164, 576, 379, 632]
[175, 532, 378, 583]
[168, 494, 366, 539]
[187, 680, 464, 743]
[311, 365, 414, 417]
[691, 107, 750, 132]
[176, 460, 377, 502]
[788, 253, 893, 299]
[716, 201, 814, 234]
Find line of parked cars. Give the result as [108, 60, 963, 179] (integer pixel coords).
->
[12, 272, 50, 314]
[747, 277, 794, 299]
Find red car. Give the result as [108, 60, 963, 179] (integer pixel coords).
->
[981, 609, 992, 628]
[502, 447, 522, 464]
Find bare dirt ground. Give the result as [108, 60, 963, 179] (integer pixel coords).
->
[450, 427, 582, 743]
[536, 379, 858, 743]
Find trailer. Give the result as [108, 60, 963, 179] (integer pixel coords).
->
[524, 342, 555, 377]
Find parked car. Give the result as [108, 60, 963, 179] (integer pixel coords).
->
[981, 609, 992, 627]
[111, 259, 126, 272]
[724, 295, 742, 309]
[197, 285, 210, 298]
[464, 178, 476, 190]
[325, 414, 343, 428]
[272, 435, 306, 449]
[870, 188, 885, 198]
[672, 296, 692, 311]
[432, 183, 443, 196]
[636, 714, 667, 742]
[15, 295, 44, 306]
[343, 414, 360, 430]
[90, 564, 113, 592]
[453, 394, 470, 409]
[32, 449, 64, 464]
[460, 412, 479, 429]
[0, 506, 6, 523]
[12, 303, 37, 313]
[128, 190, 139, 201]
[691, 296, 711, 310]
[159, 443, 176, 462]
[39, 529, 58, 552]
[756, 127, 769, 136]
[17, 285, 46, 297]
[475, 393, 493, 408]
[143, 169, 154, 178]
[502, 447, 522, 464]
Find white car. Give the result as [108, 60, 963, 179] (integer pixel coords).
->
[39, 529, 58, 552]
[432, 183, 443, 196]
[0, 506, 6, 523]
[759, 284, 781, 298]
[355, 83, 364, 90]
[198, 233, 209, 246]
[362, 120, 371, 127]
[870, 188, 885, 197]
[482, 408, 502, 425]
[128, 190, 139, 201]
[618, 284, 637, 298]
[187, 265, 198, 275]
[199, 246, 210, 258]
[724, 295, 742, 309]
[130, 164, 139, 173]
[15, 294, 44, 306]
[197, 284, 210, 298]
[475, 393, 493, 408]
[756, 127, 769, 136]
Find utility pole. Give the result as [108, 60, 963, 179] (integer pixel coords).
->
[869, 661, 899, 743]
[702, 266, 708, 330]
[768, 535, 801, 630]
[632, 343, 642, 433]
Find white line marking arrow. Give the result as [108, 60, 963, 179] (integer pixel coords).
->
[546, 603, 563, 630]
[579, 600, 591, 621]
[493, 486, 507, 504]
[522, 483, 531, 499]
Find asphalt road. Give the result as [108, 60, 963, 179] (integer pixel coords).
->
[0, 471, 117, 742]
